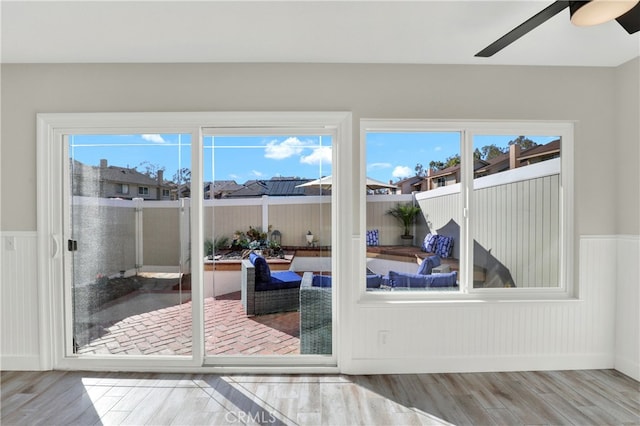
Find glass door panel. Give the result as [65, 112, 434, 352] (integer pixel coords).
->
[203, 133, 334, 357]
[67, 133, 193, 356]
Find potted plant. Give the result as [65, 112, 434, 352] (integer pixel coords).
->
[306, 230, 314, 245]
[386, 203, 421, 242]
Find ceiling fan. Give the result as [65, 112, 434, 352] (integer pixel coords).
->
[476, 0, 640, 57]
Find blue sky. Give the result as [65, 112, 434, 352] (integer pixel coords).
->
[70, 132, 558, 184]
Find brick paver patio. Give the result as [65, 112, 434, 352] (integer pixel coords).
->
[77, 291, 300, 356]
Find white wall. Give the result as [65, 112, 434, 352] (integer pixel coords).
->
[613, 58, 640, 380]
[614, 57, 640, 235]
[1, 62, 638, 376]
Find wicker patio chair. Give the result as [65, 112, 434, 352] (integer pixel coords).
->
[241, 258, 301, 315]
[299, 272, 332, 355]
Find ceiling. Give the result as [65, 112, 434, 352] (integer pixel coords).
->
[2, 0, 639, 66]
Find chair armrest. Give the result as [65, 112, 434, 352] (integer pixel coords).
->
[241, 259, 256, 314]
[301, 272, 314, 289]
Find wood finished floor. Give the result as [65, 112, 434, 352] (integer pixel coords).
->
[1, 369, 638, 425]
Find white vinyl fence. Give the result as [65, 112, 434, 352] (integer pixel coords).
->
[416, 158, 561, 288]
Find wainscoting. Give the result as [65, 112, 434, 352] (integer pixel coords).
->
[615, 235, 640, 380]
[1, 232, 638, 379]
[344, 236, 638, 377]
[0, 232, 40, 369]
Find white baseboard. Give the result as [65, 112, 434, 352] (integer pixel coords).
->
[343, 353, 614, 375]
[615, 356, 640, 381]
[1, 355, 42, 371]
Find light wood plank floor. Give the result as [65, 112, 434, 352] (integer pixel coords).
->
[1, 369, 638, 425]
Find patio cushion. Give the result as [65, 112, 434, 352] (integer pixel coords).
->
[429, 271, 458, 287]
[416, 255, 441, 275]
[366, 229, 380, 246]
[436, 236, 454, 258]
[366, 274, 383, 288]
[423, 233, 439, 252]
[389, 270, 458, 288]
[312, 275, 332, 288]
[389, 270, 430, 288]
[249, 252, 271, 283]
[256, 270, 302, 291]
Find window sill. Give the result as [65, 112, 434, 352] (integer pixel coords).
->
[357, 289, 579, 306]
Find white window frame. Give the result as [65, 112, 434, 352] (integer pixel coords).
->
[138, 186, 149, 196]
[359, 119, 574, 302]
[36, 111, 352, 372]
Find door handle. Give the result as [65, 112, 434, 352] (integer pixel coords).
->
[52, 235, 60, 258]
[67, 239, 78, 252]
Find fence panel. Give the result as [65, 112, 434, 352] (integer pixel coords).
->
[72, 198, 136, 285]
[143, 206, 181, 267]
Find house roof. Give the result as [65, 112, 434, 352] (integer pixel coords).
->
[474, 152, 510, 175]
[206, 180, 245, 197]
[72, 160, 165, 187]
[429, 159, 488, 179]
[225, 178, 313, 198]
[100, 167, 160, 187]
[519, 139, 561, 160]
[393, 175, 423, 186]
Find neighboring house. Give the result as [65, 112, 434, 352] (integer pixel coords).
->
[71, 159, 173, 200]
[392, 175, 423, 194]
[413, 139, 561, 191]
[205, 180, 245, 199]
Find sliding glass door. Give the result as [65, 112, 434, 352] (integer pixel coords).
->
[39, 111, 349, 369]
[202, 130, 334, 360]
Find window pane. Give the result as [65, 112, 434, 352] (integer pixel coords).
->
[366, 132, 461, 292]
[68, 133, 192, 356]
[203, 134, 333, 356]
[471, 135, 561, 288]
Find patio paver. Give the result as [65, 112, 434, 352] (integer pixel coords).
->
[77, 291, 300, 356]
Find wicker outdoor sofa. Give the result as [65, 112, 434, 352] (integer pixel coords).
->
[299, 272, 332, 355]
[241, 254, 302, 315]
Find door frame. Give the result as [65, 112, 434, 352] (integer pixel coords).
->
[36, 111, 352, 372]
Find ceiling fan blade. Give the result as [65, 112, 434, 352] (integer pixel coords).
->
[475, 1, 569, 57]
[616, 2, 640, 34]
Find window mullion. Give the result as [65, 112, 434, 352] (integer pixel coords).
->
[461, 129, 474, 293]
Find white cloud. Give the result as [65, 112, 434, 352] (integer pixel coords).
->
[251, 170, 263, 177]
[264, 137, 305, 160]
[434, 146, 442, 152]
[141, 134, 166, 144]
[368, 162, 392, 171]
[300, 146, 332, 165]
[229, 174, 240, 180]
[392, 165, 412, 179]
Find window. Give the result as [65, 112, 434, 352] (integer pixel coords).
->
[162, 189, 170, 198]
[138, 186, 149, 196]
[117, 184, 129, 195]
[361, 120, 573, 298]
